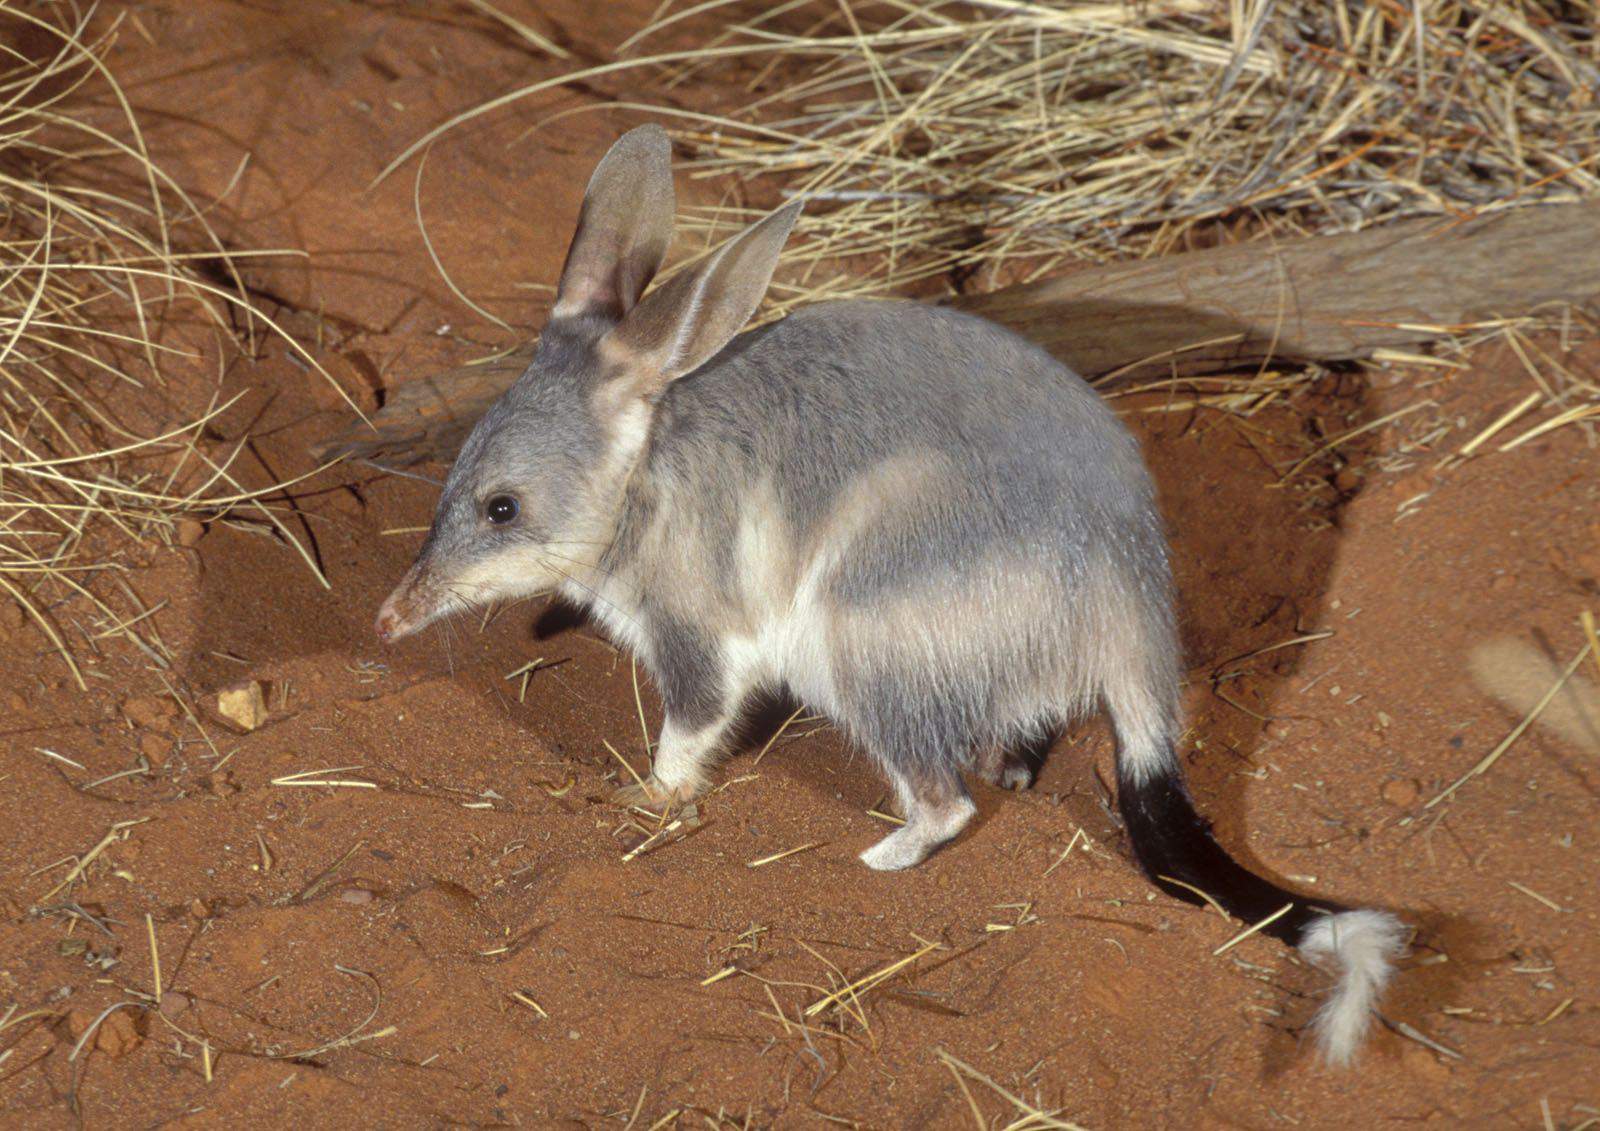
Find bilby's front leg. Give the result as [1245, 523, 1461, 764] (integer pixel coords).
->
[612, 616, 747, 809]
[613, 712, 736, 807]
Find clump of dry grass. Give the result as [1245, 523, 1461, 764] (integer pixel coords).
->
[0, 2, 345, 685]
[646, 0, 1600, 304]
[378, 2, 1600, 463]
[382, 1, 1599, 314]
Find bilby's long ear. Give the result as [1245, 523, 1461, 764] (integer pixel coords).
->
[551, 124, 675, 322]
[606, 200, 801, 388]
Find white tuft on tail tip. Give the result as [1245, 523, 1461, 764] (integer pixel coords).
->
[1297, 908, 1408, 1065]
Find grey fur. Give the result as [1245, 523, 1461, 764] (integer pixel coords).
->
[600, 300, 1180, 865]
[377, 126, 1182, 868]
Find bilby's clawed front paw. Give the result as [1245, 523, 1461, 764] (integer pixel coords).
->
[611, 773, 701, 810]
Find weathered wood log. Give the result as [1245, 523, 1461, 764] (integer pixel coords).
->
[321, 345, 540, 467]
[317, 200, 1600, 466]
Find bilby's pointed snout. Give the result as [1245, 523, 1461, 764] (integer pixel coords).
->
[374, 600, 402, 644]
[375, 563, 430, 644]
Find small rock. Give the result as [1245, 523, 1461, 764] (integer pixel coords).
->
[7, 691, 27, 714]
[139, 732, 171, 765]
[63, 1007, 95, 1042]
[1574, 523, 1600, 573]
[175, 518, 206, 548]
[1489, 573, 1517, 591]
[1333, 467, 1363, 493]
[1, 599, 24, 629]
[201, 770, 238, 797]
[189, 899, 210, 920]
[339, 887, 374, 904]
[159, 991, 191, 1017]
[1381, 778, 1420, 807]
[96, 1009, 141, 1058]
[217, 681, 268, 731]
[123, 694, 177, 729]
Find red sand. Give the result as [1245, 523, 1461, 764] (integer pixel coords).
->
[2, 4, 1597, 1127]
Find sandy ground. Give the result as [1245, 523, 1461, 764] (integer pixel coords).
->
[2, 3, 1598, 1127]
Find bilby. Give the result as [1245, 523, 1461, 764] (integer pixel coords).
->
[375, 124, 1405, 1063]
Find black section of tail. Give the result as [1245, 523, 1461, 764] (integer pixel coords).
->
[1118, 760, 1341, 945]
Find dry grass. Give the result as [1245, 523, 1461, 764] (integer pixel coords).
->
[655, 3, 1600, 463]
[0, 1, 348, 687]
[937, 1047, 1088, 1131]
[376, 2, 1600, 467]
[734, 935, 949, 1058]
[1427, 630, 1596, 808]
[383, 2, 1599, 309]
[650, 0, 1600, 301]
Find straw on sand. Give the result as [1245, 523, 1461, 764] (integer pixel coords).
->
[0, 2, 352, 684]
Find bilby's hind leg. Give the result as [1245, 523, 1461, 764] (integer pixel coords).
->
[860, 766, 975, 871]
[976, 744, 1035, 791]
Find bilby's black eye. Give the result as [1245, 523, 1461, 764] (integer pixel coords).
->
[485, 494, 519, 525]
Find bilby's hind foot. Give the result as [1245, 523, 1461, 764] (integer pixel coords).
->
[860, 774, 975, 870]
[976, 745, 1035, 791]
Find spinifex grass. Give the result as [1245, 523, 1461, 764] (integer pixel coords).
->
[652, 1, 1600, 298]
[384, 2, 1598, 311]
[0, 2, 352, 687]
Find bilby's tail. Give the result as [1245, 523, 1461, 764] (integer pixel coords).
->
[1114, 731, 1406, 1064]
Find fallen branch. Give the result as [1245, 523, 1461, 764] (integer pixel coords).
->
[316, 201, 1600, 466]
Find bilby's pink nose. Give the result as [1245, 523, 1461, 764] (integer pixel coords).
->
[375, 588, 413, 643]
[376, 564, 431, 643]
[375, 605, 401, 643]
